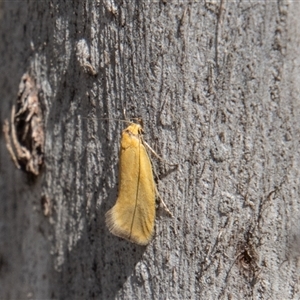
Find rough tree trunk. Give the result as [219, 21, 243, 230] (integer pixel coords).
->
[0, 1, 299, 299]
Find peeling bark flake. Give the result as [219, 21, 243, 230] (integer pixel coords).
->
[2, 73, 45, 176]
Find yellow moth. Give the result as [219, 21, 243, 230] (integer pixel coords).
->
[105, 121, 159, 245]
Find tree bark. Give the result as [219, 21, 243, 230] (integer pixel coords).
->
[1, 1, 300, 299]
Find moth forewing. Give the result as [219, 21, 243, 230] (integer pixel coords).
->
[105, 123, 156, 245]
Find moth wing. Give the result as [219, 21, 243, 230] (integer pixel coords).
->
[106, 142, 156, 245]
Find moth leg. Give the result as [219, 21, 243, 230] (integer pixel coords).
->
[155, 185, 173, 217]
[143, 140, 177, 167]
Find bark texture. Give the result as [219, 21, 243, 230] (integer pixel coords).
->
[1, 1, 300, 299]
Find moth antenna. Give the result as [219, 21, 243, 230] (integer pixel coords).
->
[155, 185, 173, 217]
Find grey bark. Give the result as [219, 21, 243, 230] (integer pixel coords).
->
[0, 1, 300, 299]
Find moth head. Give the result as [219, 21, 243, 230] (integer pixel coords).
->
[124, 122, 144, 137]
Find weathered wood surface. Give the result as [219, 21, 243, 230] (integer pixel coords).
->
[0, 1, 300, 299]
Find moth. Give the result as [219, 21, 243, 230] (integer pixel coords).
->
[105, 121, 170, 245]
